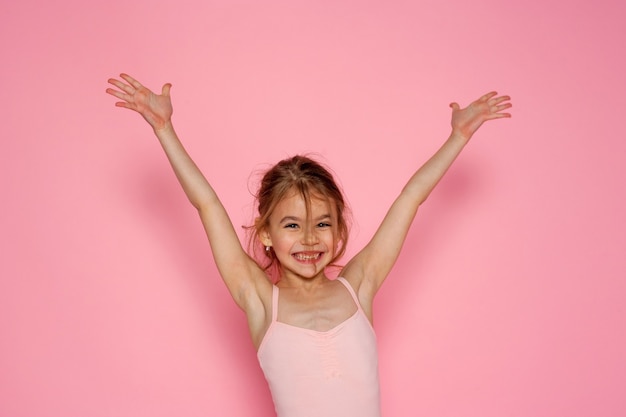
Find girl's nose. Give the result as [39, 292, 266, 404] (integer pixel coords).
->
[302, 226, 318, 245]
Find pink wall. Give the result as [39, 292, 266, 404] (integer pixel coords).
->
[2, 0, 625, 416]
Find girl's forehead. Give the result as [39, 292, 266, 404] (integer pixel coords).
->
[273, 190, 335, 216]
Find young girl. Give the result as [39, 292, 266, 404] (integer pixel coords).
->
[106, 74, 511, 417]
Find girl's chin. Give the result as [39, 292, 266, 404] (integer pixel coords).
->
[283, 257, 331, 279]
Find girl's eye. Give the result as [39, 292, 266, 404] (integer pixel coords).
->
[285, 223, 299, 229]
[317, 223, 331, 228]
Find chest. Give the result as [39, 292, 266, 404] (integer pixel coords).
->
[276, 285, 358, 332]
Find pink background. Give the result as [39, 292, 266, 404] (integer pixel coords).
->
[2, 0, 625, 416]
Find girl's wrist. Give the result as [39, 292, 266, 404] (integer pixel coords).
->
[153, 120, 174, 135]
[449, 128, 472, 144]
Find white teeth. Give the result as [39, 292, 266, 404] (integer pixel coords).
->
[294, 253, 321, 261]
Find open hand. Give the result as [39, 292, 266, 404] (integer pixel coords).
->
[449, 92, 512, 140]
[106, 74, 173, 131]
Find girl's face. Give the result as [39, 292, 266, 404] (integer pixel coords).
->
[261, 190, 338, 282]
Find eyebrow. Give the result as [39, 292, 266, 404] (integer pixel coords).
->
[279, 214, 332, 224]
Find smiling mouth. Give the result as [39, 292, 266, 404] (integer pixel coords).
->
[293, 252, 322, 262]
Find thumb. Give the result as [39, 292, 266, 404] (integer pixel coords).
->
[449, 102, 460, 111]
[162, 83, 172, 96]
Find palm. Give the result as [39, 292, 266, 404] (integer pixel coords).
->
[450, 92, 511, 139]
[107, 74, 173, 131]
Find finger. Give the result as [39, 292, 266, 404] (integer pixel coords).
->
[120, 73, 143, 90]
[105, 87, 131, 101]
[486, 112, 512, 120]
[161, 83, 172, 96]
[449, 102, 460, 110]
[479, 91, 498, 102]
[488, 95, 511, 106]
[494, 103, 512, 112]
[114, 101, 135, 110]
[107, 78, 135, 95]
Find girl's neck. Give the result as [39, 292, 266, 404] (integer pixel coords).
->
[276, 270, 331, 290]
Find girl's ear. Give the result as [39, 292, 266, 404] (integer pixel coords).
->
[260, 233, 272, 248]
[257, 221, 272, 247]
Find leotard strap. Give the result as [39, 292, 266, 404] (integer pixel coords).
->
[336, 277, 362, 310]
[271, 285, 279, 322]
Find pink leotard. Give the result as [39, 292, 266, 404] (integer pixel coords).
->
[257, 277, 381, 417]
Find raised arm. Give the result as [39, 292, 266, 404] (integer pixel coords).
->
[106, 74, 269, 311]
[343, 92, 512, 306]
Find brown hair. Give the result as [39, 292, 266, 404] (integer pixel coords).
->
[248, 155, 350, 280]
